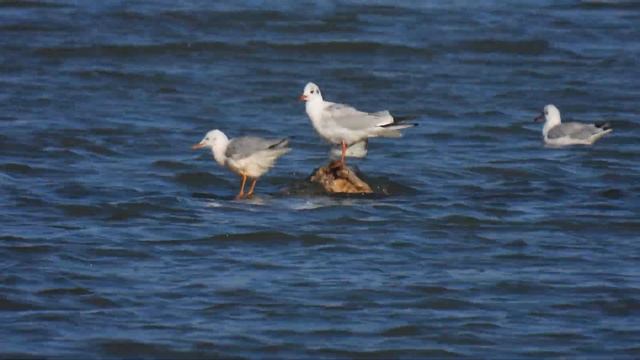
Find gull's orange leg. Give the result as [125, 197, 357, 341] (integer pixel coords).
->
[246, 178, 258, 199]
[341, 140, 347, 167]
[236, 174, 247, 199]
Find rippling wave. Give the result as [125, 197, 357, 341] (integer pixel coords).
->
[459, 39, 550, 55]
[1, 0, 639, 358]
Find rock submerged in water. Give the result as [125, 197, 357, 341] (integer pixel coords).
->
[309, 160, 373, 194]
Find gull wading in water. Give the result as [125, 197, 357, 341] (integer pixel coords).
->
[535, 104, 612, 146]
[192, 129, 290, 199]
[299, 82, 416, 165]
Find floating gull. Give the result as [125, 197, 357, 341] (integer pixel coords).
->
[192, 129, 290, 199]
[300, 82, 415, 165]
[535, 104, 612, 146]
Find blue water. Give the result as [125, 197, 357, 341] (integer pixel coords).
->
[1, 0, 640, 358]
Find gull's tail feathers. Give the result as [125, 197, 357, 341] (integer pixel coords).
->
[378, 115, 418, 137]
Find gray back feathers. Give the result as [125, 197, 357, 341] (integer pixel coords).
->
[225, 136, 289, 160]
[324, 103, 393, 130]
[547, 122, 605, 140]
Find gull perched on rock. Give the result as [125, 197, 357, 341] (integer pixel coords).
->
[192, 129, 290, 199]
[299, 82, 415, 165]
[535, 104, 612, 146]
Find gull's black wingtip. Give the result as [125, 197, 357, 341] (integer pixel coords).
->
[595, 121, 612, 131]
[380, 122, 418, 128]
[381, 114, 420, 128]
[269, 138, 290, 149]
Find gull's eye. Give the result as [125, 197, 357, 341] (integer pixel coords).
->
[310, 90, 315, 94]
[544, 111, 548, 115]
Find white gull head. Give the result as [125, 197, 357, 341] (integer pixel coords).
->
[535, 104, 562, 137]
[192, 129, 230, 166]
[299, 82, 323, 102]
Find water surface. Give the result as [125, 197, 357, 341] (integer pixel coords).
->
[1, 0, 639, 358]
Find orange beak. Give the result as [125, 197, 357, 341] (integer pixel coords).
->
[192, 143, 206, 150]
[299, 94, 307, 102]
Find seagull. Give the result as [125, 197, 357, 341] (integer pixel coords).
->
[192, 129, 290, 199]
[299, 82, 415, 166]
[535, 104, 612, 146]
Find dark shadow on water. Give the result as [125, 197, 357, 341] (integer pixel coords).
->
[191, 191, 235, 201]
[190, 165, 418, 202]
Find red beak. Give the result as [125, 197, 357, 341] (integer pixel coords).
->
[192, 143, 205, 150]
[299, 94, 307, 102]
